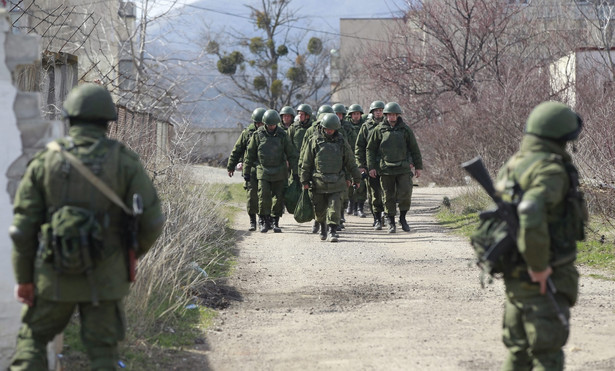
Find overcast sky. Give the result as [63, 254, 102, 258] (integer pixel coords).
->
[149, 0, 408, 34]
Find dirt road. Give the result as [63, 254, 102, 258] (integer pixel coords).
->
[199, 184, 615, 370]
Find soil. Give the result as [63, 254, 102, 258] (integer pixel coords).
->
[187, 165, 615, 370]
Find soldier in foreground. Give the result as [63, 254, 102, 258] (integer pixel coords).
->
[227, 108, 266, 231]
[345, 104, 367, 217]
[495, 101, 585, 370]
[245, 109, 299, 233]
[9, 84, 165, 370]
[356, 100, 386, 229]
[366, 102, 422, 233]
[300, 114, 360, 242]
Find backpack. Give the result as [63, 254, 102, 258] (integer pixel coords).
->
[469, 152, 586, 285]
[41, 138, 125, 275]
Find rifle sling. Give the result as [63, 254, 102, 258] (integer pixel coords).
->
[46, 141, 133, 216]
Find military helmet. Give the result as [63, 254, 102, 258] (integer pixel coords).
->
[525, 101, 582, 141]
[383, 102, 402, 114]
[280, 106, 296, 116]
[317, 105, 334, 116]
[251, 107, 267, 123]
[348, 104, 363, 114]
[332, 103, 347, 114]
[62, 83, 117, 122]
[297, 103, 313, 117]
[321, 113, 341, 130]
[369, 100, 385, 113]
[263, 109, 281, 126]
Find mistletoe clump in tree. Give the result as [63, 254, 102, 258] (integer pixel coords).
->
[206, 0, 335, 111]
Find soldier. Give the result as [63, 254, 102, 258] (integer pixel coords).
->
[345, 104, 367, 217]
[366, 102, 422, 233]
[227, 108, 266, 231]
[356, 100, 386, 230]
[332, 103, 356, 228]
[279, 106, 295, 130]
[245, 109, 299, 233]
[300, 105, 335, 234]
[495, 101, 585, 370]
[9, 84, 164, 370]
[300, 114, 361, 242]
[288, 104, 313, 153]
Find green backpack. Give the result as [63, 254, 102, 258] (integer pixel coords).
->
[41, 138, 123, 274]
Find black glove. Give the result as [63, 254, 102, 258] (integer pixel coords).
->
[243, 173, 251, 182]
[293, 174, 300, 182]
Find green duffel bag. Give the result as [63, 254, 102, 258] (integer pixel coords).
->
[284, 178, 302, 214]
[293, 189, 314, 223]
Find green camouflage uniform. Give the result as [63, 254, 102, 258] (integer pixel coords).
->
[227, 123, 260, 215]
[356, 116, 384, 216]
[366, 116, 422, 217]
[245, 126, 298, 218]
[10, 123, 164, 370]
[300, 126, 360, 227]
[345, 117, 367, 206]
[496, 135, 582, 371]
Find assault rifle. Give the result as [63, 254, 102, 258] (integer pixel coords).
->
[462, 156, 569, 330]
[128, 194, 143, 282]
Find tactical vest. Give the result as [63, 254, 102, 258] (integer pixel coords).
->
[500, 152, 587, 267]
[314, 135, 344, 179]
[41, 137, 125, 273]
[257, 130, 283, 167]
[379, 125, 407, 166]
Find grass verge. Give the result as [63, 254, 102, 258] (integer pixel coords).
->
[436, 187, 615, 277]
[61, 171, 247, 369]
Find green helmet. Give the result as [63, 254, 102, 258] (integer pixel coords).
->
[317, 105, 334, 116]
[251, 107, 267, 123]
[525, 101, 582, 141]
[321, 113, 341, 130]
[263, 109, 281, 126]
[62, 83, 117, 122]
[369, 100, 385, 113]
[383, 102, 402, 114]
[332, 103, 347, 114]
[297, 103, 313, 117]
[348, 104, 363, 114]
[280, 106, 296, 116]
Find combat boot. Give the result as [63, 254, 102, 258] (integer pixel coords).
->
[272, 216, 282, 233]
[340, 209, 346, 223]
[353, 202, 359, 216]
[387, 215, 396, 234]
[249, 213, 257, 231]
[399, 210, 410, 232]
[346, 201, 353, 215]
[312, 220, 320, 234]
[327, 224, 339, 242]
[357, 202, 366, 218]
[260, 215, 271, 233]
[374, 212, 382, 231]
[319, 222, 327, 241]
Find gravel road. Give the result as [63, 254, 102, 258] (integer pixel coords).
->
[190, 169, 615, 370]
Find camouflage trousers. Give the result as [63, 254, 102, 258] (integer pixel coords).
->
[11, 297, 124, 371]
[312, 191, 343, 225]
[501, 279, 573, 371]
[245, 169, 259, 215]
[366, 174, 383, 214]
[380, 173, 413, 216]
[258, 178, 286, 217]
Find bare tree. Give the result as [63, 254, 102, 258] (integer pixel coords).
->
[360, 0, 581, 184]
[204, 0, 347, 111]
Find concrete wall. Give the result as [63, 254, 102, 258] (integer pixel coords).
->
[185, 126, 244, 165]
[332, 18, 398, 107]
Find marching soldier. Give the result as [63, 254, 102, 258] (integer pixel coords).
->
[366, 102, 422, 233]
[227, 108, 266, 231]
